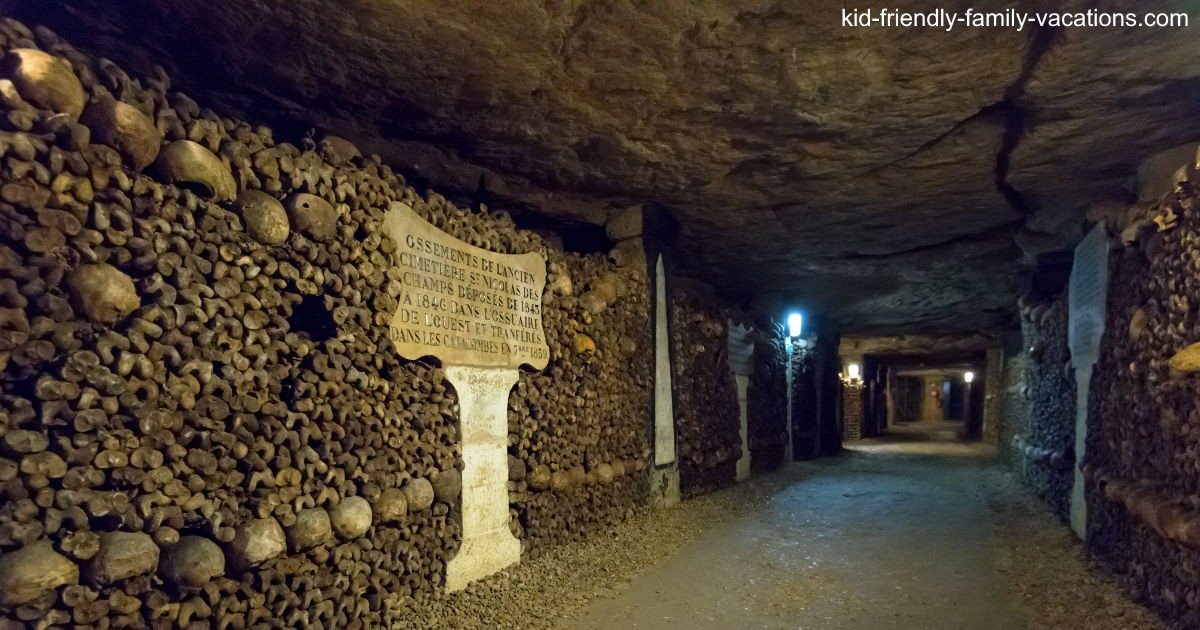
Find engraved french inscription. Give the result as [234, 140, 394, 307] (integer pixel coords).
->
[382, 201, 549, 370]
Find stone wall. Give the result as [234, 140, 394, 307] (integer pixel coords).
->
[670, 285, 741, 498]
[1007, 293, 1075, 520]
[0, 19, 663, 627]
[1085, 167, 1200, 627]
[748, 325, 788, 474]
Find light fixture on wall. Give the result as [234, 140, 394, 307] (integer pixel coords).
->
[786, 312, 803, 338]
[844, 362, 861, 384]
[964, 371, 975, 384]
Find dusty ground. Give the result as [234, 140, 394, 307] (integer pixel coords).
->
[392, 422, 1163, 629]
[388, 475, 779, 629]
[983, 471, 1163, 630]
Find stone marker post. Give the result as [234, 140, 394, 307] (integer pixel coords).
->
[443, 366, 520, 591]
[727, 322, 754, 481]
[647, 252, 680, 506]
[382, 202, 549, 591]
[1067, 225, 1109, 540]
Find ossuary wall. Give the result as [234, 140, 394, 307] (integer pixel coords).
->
[1008, 293, 1076, 520]
[748, 324, 788, 474]
[0, 18, 670, 628]
[1086, 169, 1200, 627]
[670, 286, 741, 499]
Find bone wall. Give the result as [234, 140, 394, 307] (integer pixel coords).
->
[790, 344, 819, 459]
[1085, 169, 1200, 627]
[0, 18, 668, 627]
[841, 384, 863, 442]
[506, 253, 654, 555]
[670, 286, 741, 498]
[996, 342, 1029, 457]
[1006, 293, 1076, 520]
[748, 325, 788, 474]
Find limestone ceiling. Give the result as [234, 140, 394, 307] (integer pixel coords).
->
[19, 0, 1200, 333]
[840, 333, 997, 358]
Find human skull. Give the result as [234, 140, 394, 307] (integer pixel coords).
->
[81, 96, 161, 170]
[153, 140, 236, 201]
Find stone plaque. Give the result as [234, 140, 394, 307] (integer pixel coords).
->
[1068, 224, 1110, 368]
[382, 201, 549, 370]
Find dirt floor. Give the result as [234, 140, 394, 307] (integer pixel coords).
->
[391, 422, 1164, 629]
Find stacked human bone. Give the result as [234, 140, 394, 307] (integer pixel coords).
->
[996, 339, 1030, 457]
[506, 253, 653, 554]
[747, 322, 788, 473]
[1086, 154, 1200, 626]
[0, 17, 666, 627]
[841, 383, 864, 442]
[789, 343, 817, 457]
[670, 285, 741, 498]
[1010, 291, 1076, 520]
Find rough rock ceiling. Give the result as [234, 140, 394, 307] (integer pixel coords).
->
[16, 0, 1200, 333]
[840, 333, 997, 358]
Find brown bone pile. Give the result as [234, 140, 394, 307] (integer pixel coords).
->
[1011, 291, 1076, 519]
[670, 287, 741, 498]
[1010, 435, 1072, 471]
[1083, 464, 1200, 549]
[1085, 154, 1200, 624]
[0, 17, 674, 628]
[506, 251, 653, 553]
[747, 321, 788, 474]
[788, 342, 819, 455]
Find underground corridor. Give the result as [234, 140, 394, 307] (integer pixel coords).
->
[0, 2, 1198, 629]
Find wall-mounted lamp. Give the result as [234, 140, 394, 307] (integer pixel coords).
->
[846, 363, 861, 383]
[787, 312, 803, 338]
[964, 371, 975, 384]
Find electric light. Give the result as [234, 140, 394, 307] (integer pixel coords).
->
[964, 371, 975, 384]
[847, 363, 861, 380]
[787, 312, 803, 338]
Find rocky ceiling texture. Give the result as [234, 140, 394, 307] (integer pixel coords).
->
[12, 0, 1200, 333]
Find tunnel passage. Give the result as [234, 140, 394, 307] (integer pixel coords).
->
[0, 4, 1197, 629]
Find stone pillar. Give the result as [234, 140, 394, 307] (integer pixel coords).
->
[727, 322, 754, 481]
[444, 367, 521, 592]
[784, 339, 795, 463]
[650, 253, 680, 506]
[608, 204, 681, 508]
[734, 374, 751, 480]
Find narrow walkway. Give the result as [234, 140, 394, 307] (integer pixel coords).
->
[565, 423, 1160, 630]
[393, 423, 1160, 629]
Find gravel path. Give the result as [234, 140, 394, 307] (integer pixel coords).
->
[391, 423, 1163, 629]
[388, 480, 778, 628]
[984, 470, 1163, 630]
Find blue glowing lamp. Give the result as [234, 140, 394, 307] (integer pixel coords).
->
[786, 312, 803, 338]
